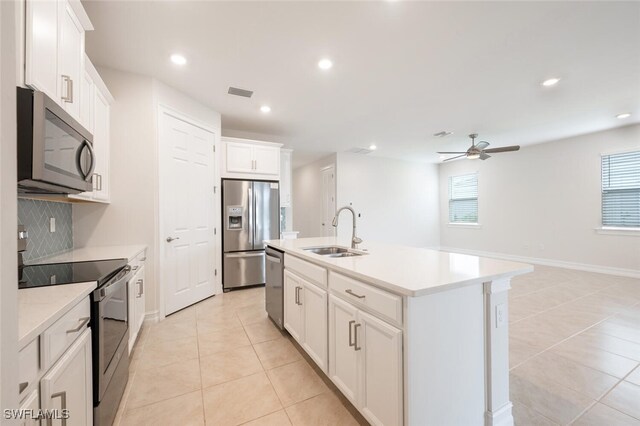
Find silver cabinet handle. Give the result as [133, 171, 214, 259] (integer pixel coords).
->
[348, 320, 355, 347]
[19, 381, 28, 393]
[140, 278, 144, 296]
[132, 265, 139, 271]
[294, 286, 299, 305]
[345, 289, 366, 299]
[66, 317, 90, 334]
[47, 391, 67, 426]
[354, 323, 362, 351]
[61, 75, 72, 102]
[166, 236, 180, 242]
[97, 173, 103, 191]
[136, 279, 143, 298]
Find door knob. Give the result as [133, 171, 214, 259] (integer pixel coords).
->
[166, 236, 180, 242]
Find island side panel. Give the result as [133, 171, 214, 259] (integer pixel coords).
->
[405, 282, 485, 426]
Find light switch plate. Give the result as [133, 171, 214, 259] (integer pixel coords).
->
[49, 217, 56, 233]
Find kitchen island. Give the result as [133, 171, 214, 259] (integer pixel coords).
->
[265, 237, 532, 426]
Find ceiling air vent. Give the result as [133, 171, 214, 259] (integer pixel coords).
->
[346, 147, 374, 155]
[228, 87, 253, 98]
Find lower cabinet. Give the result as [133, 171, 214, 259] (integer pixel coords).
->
[40, 328, 92, 426]
[329, 294, 403, 426]
[128, 257, 146, 353]
[283, 270, 328, 372]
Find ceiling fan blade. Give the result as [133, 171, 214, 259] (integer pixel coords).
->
[479, 152, 491, 160]
[437, 151, 467, 154]
[442, 154, 467, 162]
[483, 145, 520, 153]
[476, 141, 490, 150]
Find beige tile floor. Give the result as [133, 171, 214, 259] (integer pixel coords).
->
[114, 286, 365, 426]
[114, 265, 640, 426]
[509, 265, 640, 425]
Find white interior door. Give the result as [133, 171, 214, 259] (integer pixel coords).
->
[160, 111, 216, 315]
[321, 165, 336, 237]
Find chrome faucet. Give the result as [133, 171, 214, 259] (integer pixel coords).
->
[332, 206, 363, 249]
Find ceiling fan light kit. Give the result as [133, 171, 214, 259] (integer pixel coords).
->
[437, 133, 520, 162]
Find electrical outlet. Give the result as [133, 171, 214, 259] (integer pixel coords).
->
[49, 217, 56, 233]
[496, 303, 506, 328]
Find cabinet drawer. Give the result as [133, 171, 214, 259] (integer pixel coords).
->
[286, 255, 327, 289]
[42, 297, 90, 370]
[329, 271, 402, 325]
[18, 338, 39, 398]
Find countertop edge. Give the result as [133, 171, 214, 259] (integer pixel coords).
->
[27, 244, 148, 265]
[18, 281, 97, 348]
[266, 241, 534, 297]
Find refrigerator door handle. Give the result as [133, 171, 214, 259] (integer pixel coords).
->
[247, 185, 254, 248]
[225, 252, 265, 258]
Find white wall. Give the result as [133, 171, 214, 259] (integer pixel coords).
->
[292, 154, 337, 238]
[336, 153, 440, 248]
[73, 67, 221, 315]
[0, 0, 19, 415]
[439, 124, 640, 273]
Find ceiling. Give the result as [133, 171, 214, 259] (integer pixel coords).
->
[83, 1, 640, 167]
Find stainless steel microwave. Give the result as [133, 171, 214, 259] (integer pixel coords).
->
[17, 87, 95, 194]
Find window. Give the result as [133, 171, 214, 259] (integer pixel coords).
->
[449, 173, 478, 223]
[601, 150, 640, 228]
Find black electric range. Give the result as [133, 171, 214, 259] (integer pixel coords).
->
[18, 259, 128, 289]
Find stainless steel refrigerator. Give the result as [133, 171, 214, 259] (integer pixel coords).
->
[222, 179, 279, 290]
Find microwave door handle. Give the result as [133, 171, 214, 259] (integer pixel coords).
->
[85, 141, 96, 181]
[77, 141, 96, 182]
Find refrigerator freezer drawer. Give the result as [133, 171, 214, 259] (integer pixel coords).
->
[223, 251, 266, 289]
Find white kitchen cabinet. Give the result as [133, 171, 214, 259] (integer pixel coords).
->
[70, 57, 112, 204]
[25, 0, 89, 121]
[40, 328, 92, 426]
[280, 149, 293, 207]
[328, 294, 359, 404]
[18, 389, 40, 426]
[284, 270, 304, 342]
[128, 259, 146, 354]
[221, 137, 282, 179]
[328, 295, 403, 426]
[284, 269, 328, 372]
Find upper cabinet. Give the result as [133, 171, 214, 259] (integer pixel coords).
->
[280, 149, 293, 207]
[221, 137, 282, 180]
[25, 0, 93, 122]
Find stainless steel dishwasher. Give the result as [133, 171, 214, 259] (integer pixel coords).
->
[265, 246, 284, 329]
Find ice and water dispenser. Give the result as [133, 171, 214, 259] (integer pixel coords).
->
[227, 206, 244, 230]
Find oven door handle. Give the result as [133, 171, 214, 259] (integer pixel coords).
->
[93, 265, 132, 301]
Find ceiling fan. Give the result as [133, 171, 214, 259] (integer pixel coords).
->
[438, 133, 520, 161]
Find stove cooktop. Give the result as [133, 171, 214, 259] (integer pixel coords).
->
[19, 259, 128, 289]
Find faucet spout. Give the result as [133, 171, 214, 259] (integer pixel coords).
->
[332, 206, 362, 249]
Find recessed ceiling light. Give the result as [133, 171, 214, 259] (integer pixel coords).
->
[541, 77, 560, 87]
[369, 144, 377, 150]
[170, 54, 187, 66]
[616, 112, 631, 119]
[260, 105, 271, 113]
[318, 58, 333, 70]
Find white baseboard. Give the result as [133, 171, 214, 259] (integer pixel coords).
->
[144, 310, 160, 324]
[439, 246, 640, 279]
[485, 402, 514, 426]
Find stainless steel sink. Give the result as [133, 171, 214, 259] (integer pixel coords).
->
[303, 246, 366, 257]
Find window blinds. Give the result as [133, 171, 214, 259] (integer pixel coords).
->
[601, 150, 640, 227]
[449, 173, 478, 223]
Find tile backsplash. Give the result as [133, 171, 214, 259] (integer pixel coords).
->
[18, 199, 73, 262]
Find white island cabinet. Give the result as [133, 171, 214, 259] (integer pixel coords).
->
[266, 237, 533, 426]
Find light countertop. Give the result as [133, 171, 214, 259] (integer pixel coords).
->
[266, 237, 533, 297]
[28, 244, 147, 265]
[19, 281, 96, 348]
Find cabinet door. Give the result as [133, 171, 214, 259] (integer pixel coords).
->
[328, 295, 359, 405]
[58, 1, 84, 120]
[301, 280, 327, 372]
[225, 142, 255, 174]
[25, 0, 59, 99]
[92, 90, 110, 202]
[40, 328, 92, 426]
[135, 266, 146, 337]
[358, 310, 403, 426]
[283, 270, 304, 342]
[18, 389, 40, 426]
[280, 150, 292, 207]
[79, 70, 94, 133]
[253, 145, 280, 176]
